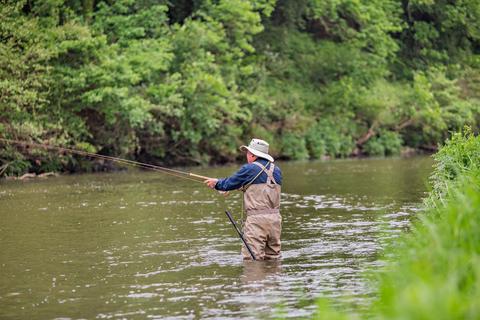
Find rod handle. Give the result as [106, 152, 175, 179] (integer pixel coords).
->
[192, 173, 229, 196]
[189, 173, 211, 180]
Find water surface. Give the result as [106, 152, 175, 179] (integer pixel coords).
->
[0, 157, 433, 319]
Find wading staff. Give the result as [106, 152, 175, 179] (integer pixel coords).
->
[225, 210, 256, 260]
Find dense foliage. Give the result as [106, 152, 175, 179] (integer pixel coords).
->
[1, 0, 479, 175]
[312, 129, 480, 319]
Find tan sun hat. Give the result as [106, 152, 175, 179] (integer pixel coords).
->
[240, 138, 274, 162]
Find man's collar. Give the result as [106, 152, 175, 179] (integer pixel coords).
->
[255, 158, 269, 165]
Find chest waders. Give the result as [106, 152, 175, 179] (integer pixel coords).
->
[242, 161, 281, 216]
[240, 161, 268, 227]
[240, 162, 282, 260]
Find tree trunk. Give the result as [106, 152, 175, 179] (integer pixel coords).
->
[351, 122, 377, 156]
[356, 123, 377, 147]
[395, 118, 414, 131]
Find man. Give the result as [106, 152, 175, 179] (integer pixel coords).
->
[204, 138, 282, 260]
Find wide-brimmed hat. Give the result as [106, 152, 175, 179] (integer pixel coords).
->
[240, 138, 274, 162]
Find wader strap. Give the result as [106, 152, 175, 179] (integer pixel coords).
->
[266, 163, 278, 185]
[240, 161, 269, 226]
[243, 161, 269, 191]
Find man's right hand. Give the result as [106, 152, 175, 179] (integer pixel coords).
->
[204, 178, 218, 189]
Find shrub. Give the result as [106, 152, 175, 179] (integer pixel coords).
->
[364, 131, 403, 156]
[280, 132, 309, 160]
[306, 126, 327, 159]
[429, 127, 480, 199]
[363, 138, 385, 156]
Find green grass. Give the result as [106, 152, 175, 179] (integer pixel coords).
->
[312, 129, 480, 319]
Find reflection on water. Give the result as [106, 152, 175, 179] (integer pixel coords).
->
[0, 156, 433, 319]
[241, 260, 283, 284]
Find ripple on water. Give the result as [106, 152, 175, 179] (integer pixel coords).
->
[284, 193, 388, 212]
[0, 159, 431, 320]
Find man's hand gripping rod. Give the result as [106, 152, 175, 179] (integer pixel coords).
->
[192, 173, 229, 196]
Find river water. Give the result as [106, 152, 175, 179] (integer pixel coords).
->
[0, 156, 433, 319]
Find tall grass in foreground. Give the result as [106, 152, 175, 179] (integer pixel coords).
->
[312, 129, 480, 320]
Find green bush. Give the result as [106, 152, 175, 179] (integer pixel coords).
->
[0, 145, 31, 177]
[304, 119, 356, 159]
[306, 126, 327, 159]
[363, 138, 385, 156]
[383, 132, 403, 155]
[364, 131, 403, 156]
[280, 132, 309, 160]
[429, 127, 480, 200]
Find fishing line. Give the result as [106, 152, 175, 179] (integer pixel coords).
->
[0, 138, 205, 184]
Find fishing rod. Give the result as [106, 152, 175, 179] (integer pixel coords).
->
[2, 138, 253, 254]
[0, 137, 209, 184]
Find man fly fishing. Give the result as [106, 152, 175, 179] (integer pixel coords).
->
[204, 139, 282, 260]
[0, 137, 282, 260]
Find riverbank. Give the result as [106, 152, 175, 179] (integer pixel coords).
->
[0, 138, 432, 179]
[312, 129, 480, 319]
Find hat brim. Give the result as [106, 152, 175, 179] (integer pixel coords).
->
[240, 145, 274, 162]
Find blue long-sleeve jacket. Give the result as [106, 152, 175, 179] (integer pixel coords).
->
[214, 158, 282, 191]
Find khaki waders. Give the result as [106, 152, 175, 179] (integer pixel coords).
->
[241, 162, 281, 260]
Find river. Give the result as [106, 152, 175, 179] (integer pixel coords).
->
[0, 156, 433, 319]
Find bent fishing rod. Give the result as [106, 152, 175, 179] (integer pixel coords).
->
[1, 138, 254, 250]
[0, 137, 212, 184]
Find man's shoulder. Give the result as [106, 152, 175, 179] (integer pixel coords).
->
[273, 163, 282, 174]
[237, 162, 269, 175]
[242, 162, 263, 171]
